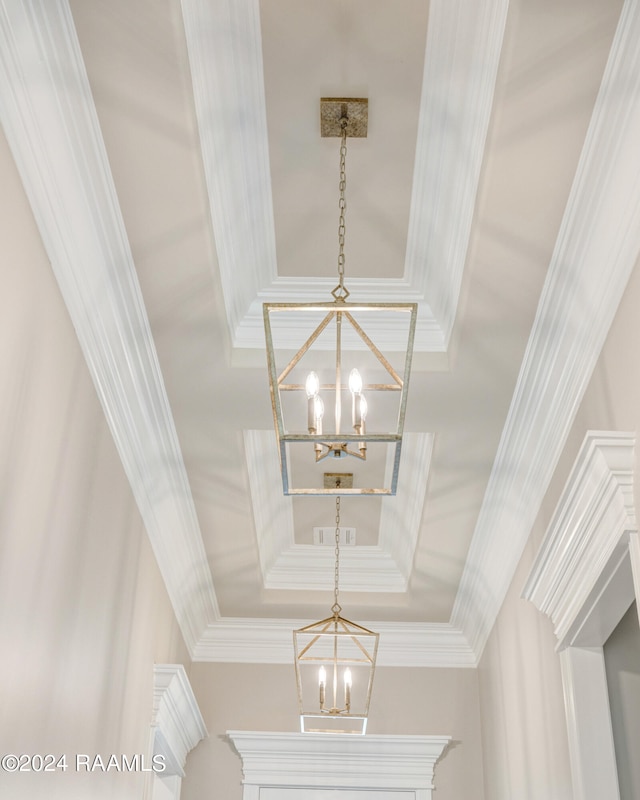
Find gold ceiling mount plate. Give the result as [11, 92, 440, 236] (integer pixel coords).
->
[321, 98, 368, 138]
[324, 473, 354, 490]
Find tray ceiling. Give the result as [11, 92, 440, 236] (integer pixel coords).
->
[1, 0, 639, 666]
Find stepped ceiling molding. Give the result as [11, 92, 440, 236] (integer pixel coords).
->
[1, 0, 639, 667]
[523, 431, 637, 650]
[246, 430, 433, 593]
[452, 0, 640, 657]
[181, 0, 509, 352]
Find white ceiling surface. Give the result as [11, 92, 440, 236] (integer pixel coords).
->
[2, 0, 640, 665]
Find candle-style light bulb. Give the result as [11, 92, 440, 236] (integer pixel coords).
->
[344, 668, 352, 712]
[350, 369, 363, 428]
[359, 394, 367, 421]
[319, 665, 326, 708]
[358, 394, 367, 456]
[306, 372, 321, 432]
[313, 396, 324, 457]
[348, 368, 362, 395]
[305, 371, 320, 398]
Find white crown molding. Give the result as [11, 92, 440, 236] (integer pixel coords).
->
[152, 665, 207, 777]
[451, 0, 640, 660]
[244, 429, 294, 582]
[404, 0, 510, 339]
[380, 433, 434, 580]
[0, 0, 478, 670]
[193, 618, 477, 668]
[179, 0, 277, 341]
[227, 731, 451, 792]
[240, 278, 443, 353]
[522, 432, 636, 647]
[245, 431, 432, 592]
[180, 0, 508, 352]
[0, 0, 219, 654]
[265, 547, 407, 593]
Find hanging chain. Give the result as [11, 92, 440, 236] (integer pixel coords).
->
[337, 119, 347, 291]
[332, 117, 350, 301]
[331, 495, 342, 617]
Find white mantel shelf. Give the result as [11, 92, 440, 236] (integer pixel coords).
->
[228, 731, 451, 798]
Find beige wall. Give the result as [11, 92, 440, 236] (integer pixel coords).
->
[182, 663, 484, 799]
[0, 129, 189, 799]
[477, 244, 640, 797]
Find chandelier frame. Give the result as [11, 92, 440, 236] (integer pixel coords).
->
[293, 496, 379, 734]
[263, 298, 417, 496]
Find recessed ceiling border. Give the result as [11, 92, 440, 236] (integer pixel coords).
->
[180, 0, 510, 353]
[404, 0, 510, 338]
[245, 431, 433, 593]
[11, 0, 640, 671]
[452, 0, 640, 660]
[193, 618, 477, 668]
[0, 0, 220, 654]
[0, 0, 475, 669]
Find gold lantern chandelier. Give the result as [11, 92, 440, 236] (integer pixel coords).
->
[293, 496, 379, 734]
[263, 98, 417, 496]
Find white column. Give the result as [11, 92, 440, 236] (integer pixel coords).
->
[560, 647, 620, 800]
[629, 532, 640, 627]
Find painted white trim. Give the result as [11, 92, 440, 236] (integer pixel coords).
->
[0, 0, 476, 669]
[180, 0, 277, 342]
[246, 431, 432, 593]
[227, 731, 451, 792]
[152, 665, 207, 777]
[523, 432, 636, 647]
[405, 0, 510, 339]
[380, 434, 434, 584]
[11, 0, 639, 676]
[193, 619, 476, 668]
[630, 532, 640, 621]
[264, 547, 407, 593]
[181, 0, 509, 352]
[245, 279, 442, 353]
[453, 0, 640, 659]
[0, 0, 219, 654]
[244, 429, 294, 584]
[524, 432, 638, 800]
[560, 648, 620, 800]
[152, 774, 182, 800]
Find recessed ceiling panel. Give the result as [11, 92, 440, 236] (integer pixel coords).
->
[260, 0, 429, 282]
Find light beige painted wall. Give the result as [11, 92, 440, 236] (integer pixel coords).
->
[182, 663, 484, 800]
[477, 214, 640, 794]
[0, 128, 189, 799]
[604, 602, 640, 800]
